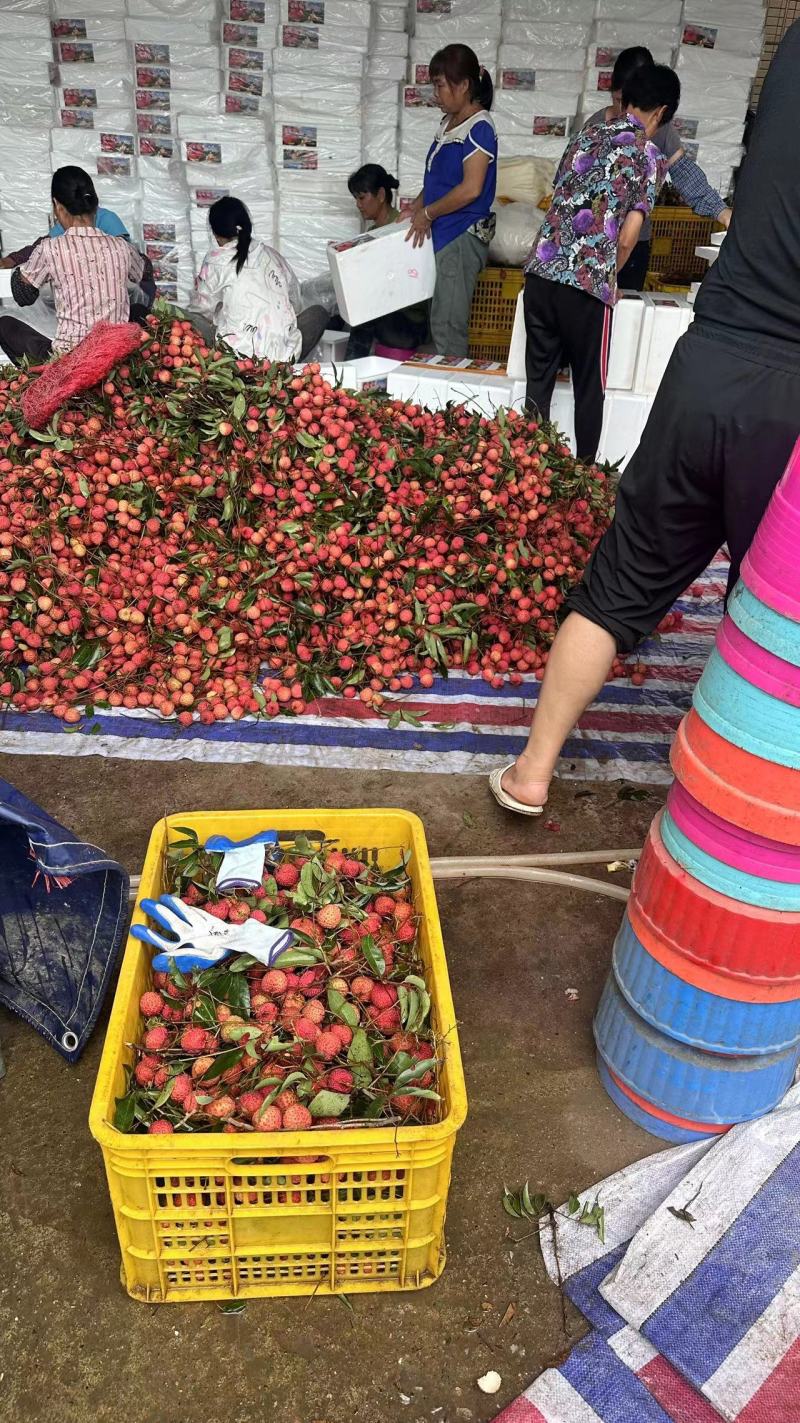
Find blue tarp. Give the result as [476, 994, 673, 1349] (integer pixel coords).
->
[0, 779, 129, 1061]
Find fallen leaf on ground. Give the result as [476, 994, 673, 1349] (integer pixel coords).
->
[500, 1303, 516, 1327]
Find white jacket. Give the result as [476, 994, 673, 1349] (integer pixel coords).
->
[194, 238, 302, 362]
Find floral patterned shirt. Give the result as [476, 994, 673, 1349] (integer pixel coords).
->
[525, 115, 662, 307]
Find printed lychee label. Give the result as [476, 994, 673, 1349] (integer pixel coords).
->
[596, 69, 613, 91]
[143, 222, 177, 242]
[137, 111, 172, 134]
[136, 88, 171, 111]
[194, 188, 229, 206]
[223, 22, 259, 45]
[230, 0, 265, 19]
[282, 23, 318, 47]
[228, 45, 265, 69]
[288, 0, 324, 21]
[155, 281, 178, 301]
[185, 141, 222, 164]
[136, 65, 171, 90]
[135, 43, 170, 63]
[58, 40, 95, 62]
[501, 69, 536, 90]
[145, 241, 178, 260]
[594, 46, 620, 66]
[60, 107, 94, 127]
[283, 146, 318, 170]
[417, 0, 451, 11]
[225, 92, 261, 112]
[51, 18, 87, 37]
[62, 87, 98, 108]
[139, 137, 174, 159]
[403, 84, 437, 108]
[96, 155, 130, 177]
[415, 64, 430, 84]
[673, 115, 699, 139]
[682, 22, 717, 49]
[229, 69, 264, 94]
[533, 116, 567, 137]
[100, 131, 134, 155]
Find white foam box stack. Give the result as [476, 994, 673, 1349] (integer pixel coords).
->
[140, 161, 195, 305]
[498, 0, 591, 158]
[0, 123, 51, 255]
[632, 291, 693, 395]
[178, 111, 275, 264]
[364, 0, 407, 175]
[0, 8, 53, 134]
[398, 82, 439, 206]
[218, 0, 275, 114]
[584, 22, 680, 117]
[676, 40, 758, 199]
[275, 0, 370, 61]
[278, 172, 360, 281]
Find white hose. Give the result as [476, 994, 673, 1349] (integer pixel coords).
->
[128, 849, 638, 904]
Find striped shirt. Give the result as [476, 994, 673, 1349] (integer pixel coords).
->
[19, 227, 144, 354]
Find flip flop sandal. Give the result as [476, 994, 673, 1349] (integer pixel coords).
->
[489, 763, 546, 817]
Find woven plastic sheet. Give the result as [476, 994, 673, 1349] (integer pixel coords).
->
[0, 778, 129, 1062]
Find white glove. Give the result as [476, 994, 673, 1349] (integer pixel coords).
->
[131, 894, 294, 972]
[205, 830, 278, 894]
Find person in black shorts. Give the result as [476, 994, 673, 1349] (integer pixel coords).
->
[490, 19, 800, 818]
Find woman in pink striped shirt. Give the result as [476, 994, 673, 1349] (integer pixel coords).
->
[0, 166, 144, 367]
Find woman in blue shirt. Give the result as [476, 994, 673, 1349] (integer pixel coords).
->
[406, 43, 497, 357]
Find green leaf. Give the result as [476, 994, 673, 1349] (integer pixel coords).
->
[327, 986, 359, 1029]
[405, 1087, 440, 1101]
[300, 861, 316, 897]
[360, 934, 386, 979]
[167, 959, 188, 989]
[154, 1077, 177, 1109]
[347, 1027, 373, 1068]
[502, 1189, 523, 1220]
[218, 627, 232, 652]
[568, 1194, 581, 1215]
[296, 430, 318, 449]
[387, 711, 402, 730]
[218, 1300, 246, 1314]
[232, 392, 246, 421]
[273, 947, 323, 968]
[200, 1047, 244, 1080]
[78, 474, 90, 498]
[114, 1094, 136, 1133]
[309, 1090, 350, 1118]
[394, 1058, 438, 1089]
[192, 993, 218, 1028]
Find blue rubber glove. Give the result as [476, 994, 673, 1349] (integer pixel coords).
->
[130, 894, 293, 973]
[205, 830, 278, 894]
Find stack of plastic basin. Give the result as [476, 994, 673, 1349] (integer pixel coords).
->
[595, 437, 800, 1142]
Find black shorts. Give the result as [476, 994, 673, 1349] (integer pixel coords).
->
[566, 322, 800, 653]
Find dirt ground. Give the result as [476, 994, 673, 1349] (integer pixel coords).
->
[0, 755, 667, 1423]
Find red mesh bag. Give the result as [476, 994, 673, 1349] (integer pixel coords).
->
[21, 320, 143, 430]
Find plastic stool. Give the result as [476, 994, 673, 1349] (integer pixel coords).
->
[374, 342, 418, 360]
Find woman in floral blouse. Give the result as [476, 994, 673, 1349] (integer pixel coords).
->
[522, 63, 680, 462]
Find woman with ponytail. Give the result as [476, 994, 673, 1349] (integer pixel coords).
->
[406, 43, 497, 357]
[194, 195, 313, 362]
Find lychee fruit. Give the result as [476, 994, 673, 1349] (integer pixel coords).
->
[254, 1103, 283, 1131]
[283, 1104, 313, 1130]
[296, 1016, 320, 1042]
[216, 1003, 233, 1024]
[262, 968, 288, 996]
[134, 1061, 156, 1086]
[394, 901, 414, 923]
[143, 1025, 169, 1051]
[342, 858, 365, 877]
[148, 1120, 175, 1134]
[332, 1024, 353, 1048]
[395, 921, 416, 942]
[367, 1004, 401, 1034]
[389, 1032, 417, 1056]
[180, 1027, 209, 1054]
[316, 1031, 341, 1060]
[153, 1066, 169, 1089]
[250, 908, 267, 923]
[316, 903, 342, 931]
[276, 1089, 299, 1112]
[205, 1095, 236, 1119]
[327, 1067, 354, 1094]
[371, 983, 398, 1010]
[361, 913, 382, 936]
[324, 850, 346, 872]
[351, 976, 375, 1002]
[191, 1054, 218, 1080]
[170, 1073, 192, 1103]
[373, 895, 396, 917]
[227, 901, 251, 925]
[301, 999, 326, 1025]
[139, 991, 164, 1017]
[152, 971, 168, 989]
[204, 900, 229, 920]
[238, 1090, 266, 1118]
[332, 945, 357, 965]
[328, 976, 349, 995]
[255, 1002, 278, 1025]
[275, 862, 300, 888]
[390, 1094, 421, 1118]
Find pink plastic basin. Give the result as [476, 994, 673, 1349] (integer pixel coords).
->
[666, 779, 800, 883]
[742, 437, 800, 620]
[717, 615, 800, 707]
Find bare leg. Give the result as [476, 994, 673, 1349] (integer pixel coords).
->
[501, 613, 617, 807]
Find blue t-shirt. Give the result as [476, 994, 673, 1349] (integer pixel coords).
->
[49, 206, 129, 240]
[423, 110, 498, 252]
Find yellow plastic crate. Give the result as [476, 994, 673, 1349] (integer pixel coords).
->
[90, 808, 467, 1304]
[648, 206, 715, 284]
[468, 265, 525, 361]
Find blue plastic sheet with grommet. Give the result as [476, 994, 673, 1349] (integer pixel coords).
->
[0, 778, 129, 1063]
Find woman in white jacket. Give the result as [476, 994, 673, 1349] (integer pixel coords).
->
[193, 196, 325, 362]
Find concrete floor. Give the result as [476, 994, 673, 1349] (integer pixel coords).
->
[0, 755, 667, 1423]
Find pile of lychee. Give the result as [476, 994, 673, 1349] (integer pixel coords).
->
[116, 842, 440, 1135]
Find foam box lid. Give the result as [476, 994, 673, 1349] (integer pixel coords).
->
[328, 220, 435, 327]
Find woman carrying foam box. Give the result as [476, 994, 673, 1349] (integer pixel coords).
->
[406, 44, 497, 358]
[342, 163, 429, 359]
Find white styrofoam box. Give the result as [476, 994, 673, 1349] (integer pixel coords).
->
[503, 0, 593, 15]
[273, 66, 361, 111]
[277, 21, 369, 53]
[600, 389, 652, 469]
[387, 363, 516, 418]
[271, 42, 364, 76]
[500, 20, 590, 49]
[55, 63, 131, 100]
[127, 0, 218, 17]
[409, 43, 495, 87]
[278, 0, 369, 22]
[506, 289, 524, 381]
[370, 29, 408, 56]
[274, 120, 361, 175]
[131, 41, 222, 71]
[364, 77, 400, 106]
[0, 42, 52, 79]
[0, 0, 50, 11]
[48, 0, 126, 14]
[125, 17, 217, 44]
[51, 123, 136, 162]
[633, 292, 693, 396]
[592, 25, 679, 66]
[51, 17, 126, 44]
[368, 54, 407, 82]
[135, 62, 222, 92]
[328, 220, 435, 326]
[0, 85, 54, 126]
[606, 292, 645, 391]
[136, 88, 222, 119]
[494, 95, 577, 145]
[596, 0, 682, 18]
[374, 2, 406, 29]
[0, 8, 49, 35]
[680, 18, 763, 58]
[497, 45, 586, 75]
[338, 355, 403, 392]
[54, 38, 128, 63]
[694, 144, 741, 194]
[673, 111, 746, 145]
[677, 47, 759, 83]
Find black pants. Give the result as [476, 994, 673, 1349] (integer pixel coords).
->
[617, 239, 651, 292]
[344, 309, 428, 361]
[0, 315, 52, 367]
[523, 273, 612, 462]
[566, 322, 800, 653]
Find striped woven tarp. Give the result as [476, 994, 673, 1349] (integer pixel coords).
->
[500, 1084, 800, 1423]
[0, 564, 726, 780]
